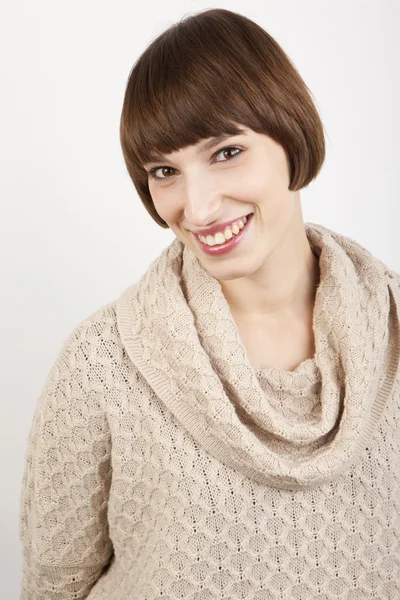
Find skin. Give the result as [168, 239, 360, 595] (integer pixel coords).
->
[143, 126, 320, 337]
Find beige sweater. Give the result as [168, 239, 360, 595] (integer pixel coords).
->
[19, 222, 400, 599]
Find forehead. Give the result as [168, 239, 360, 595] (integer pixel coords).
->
[144, 128, 252, 165]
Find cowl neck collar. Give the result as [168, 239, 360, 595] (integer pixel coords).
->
[117, 222, 400, 490]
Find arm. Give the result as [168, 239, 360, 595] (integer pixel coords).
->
[19, 318, 114, 599]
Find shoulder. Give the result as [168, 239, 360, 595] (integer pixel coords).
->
[42, 298, 129, 406]
[57, 238, 185, 376]
[56, 300, 121, 365]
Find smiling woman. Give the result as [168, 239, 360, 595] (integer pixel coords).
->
[19, 7, 400, 600]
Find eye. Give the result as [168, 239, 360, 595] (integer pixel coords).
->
[214, 146, 242, 163]
[147, 145, 243, 182]
[147, 166, 176, 182]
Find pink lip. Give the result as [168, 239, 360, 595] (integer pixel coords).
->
[192, 213, 253, 256]
[192, 214, 252, 237]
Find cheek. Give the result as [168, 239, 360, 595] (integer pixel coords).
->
[151, 188, 171, 218]
[152, 193, 180, 226]
[245, 169, 293, 231]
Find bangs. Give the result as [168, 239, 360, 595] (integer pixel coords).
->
[120, 16, 270, 168]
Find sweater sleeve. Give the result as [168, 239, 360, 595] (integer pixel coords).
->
[19, 318, 114, 600]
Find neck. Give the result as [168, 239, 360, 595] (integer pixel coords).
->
[219, 217, 320, 324]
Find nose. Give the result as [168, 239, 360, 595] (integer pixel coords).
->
[183, 170, 221, 227]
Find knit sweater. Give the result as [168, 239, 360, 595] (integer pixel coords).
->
[19, 222, 400, 599]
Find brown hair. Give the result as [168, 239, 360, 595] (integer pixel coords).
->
[120, 8, 326, 229]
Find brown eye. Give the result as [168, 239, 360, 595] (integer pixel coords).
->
[214, 146, 242, 162]
[148, 166, 176, 181]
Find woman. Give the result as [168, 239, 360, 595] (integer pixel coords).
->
[19, 8, 400, 599]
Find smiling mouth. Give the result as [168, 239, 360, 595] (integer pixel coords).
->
[193, 213, 254, 256]
[196, 213, 253, 246]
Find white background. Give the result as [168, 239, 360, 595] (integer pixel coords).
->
[1, 1, 399, 597]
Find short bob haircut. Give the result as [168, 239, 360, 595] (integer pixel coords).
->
[120, 8, 326, 229]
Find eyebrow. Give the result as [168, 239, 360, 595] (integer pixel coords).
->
[145, 132, 246, 165]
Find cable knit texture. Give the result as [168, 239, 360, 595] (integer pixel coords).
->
[19, 222, 400, 599]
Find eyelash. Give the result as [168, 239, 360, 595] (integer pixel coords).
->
[147, 146, 243, 182]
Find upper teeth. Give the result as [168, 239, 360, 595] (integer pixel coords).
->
[199, 216, 248, 246]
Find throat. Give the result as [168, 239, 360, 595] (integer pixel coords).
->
[232, 310, 316, 372]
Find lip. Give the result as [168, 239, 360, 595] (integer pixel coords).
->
[192, 213, 253, 256]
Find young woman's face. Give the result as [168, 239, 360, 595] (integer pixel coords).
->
[143, 126, 299, 282]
